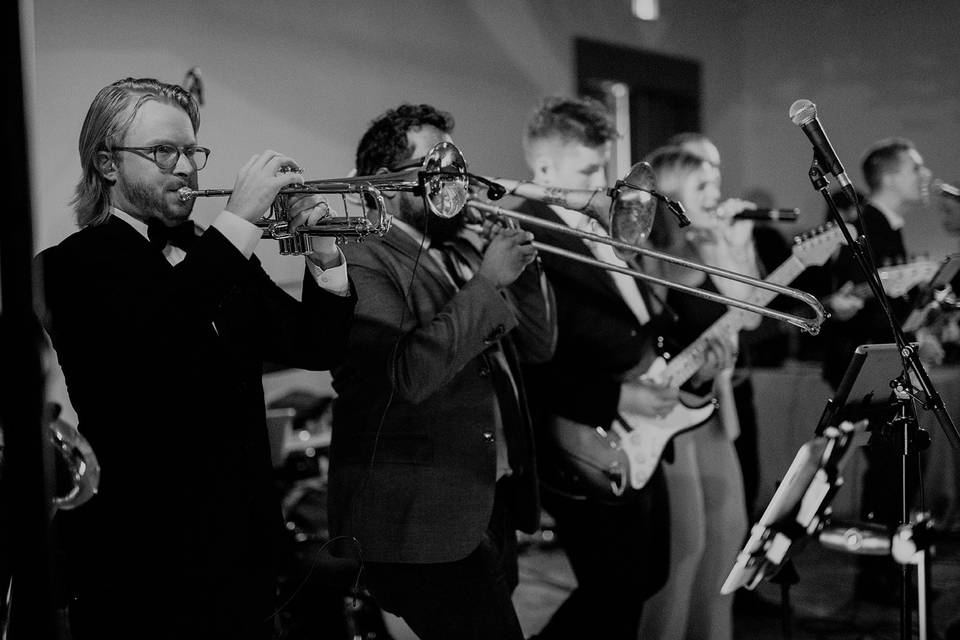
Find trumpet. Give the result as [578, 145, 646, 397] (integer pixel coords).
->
[467, 176, 826, 335]
[48, 414, 100, 511]
[177, 142, 469, 255]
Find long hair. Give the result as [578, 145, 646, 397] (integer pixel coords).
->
[72, 77, 199, 228]
[644, 145, 708, 251]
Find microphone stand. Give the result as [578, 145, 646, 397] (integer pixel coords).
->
[807, 157, 960, 640]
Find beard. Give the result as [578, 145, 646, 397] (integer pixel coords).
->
[117, 172, 197, 225]
[399, 193, 465, 244]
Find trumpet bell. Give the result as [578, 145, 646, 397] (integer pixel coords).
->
[48, 416, 100, 511]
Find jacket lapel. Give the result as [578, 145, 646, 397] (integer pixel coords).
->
[382, 226, 458, 297]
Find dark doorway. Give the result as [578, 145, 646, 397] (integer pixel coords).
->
[576, 37, 701, 174]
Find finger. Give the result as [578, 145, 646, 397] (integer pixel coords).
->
[264, 152, 303, 179]
[239, 154, 259, 175]
[251, 150, 283, 173]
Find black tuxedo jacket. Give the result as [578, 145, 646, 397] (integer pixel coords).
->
[328, 226, 554, 563]
[35, 215, 355, 639]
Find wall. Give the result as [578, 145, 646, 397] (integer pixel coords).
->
[27, 0, 745, 284]
[26, 1, 960, 424]
[735, 1, 960, 260]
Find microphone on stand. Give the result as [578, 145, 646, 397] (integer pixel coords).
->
[789, 99, 857, 201]
[732, 208, 800, 222]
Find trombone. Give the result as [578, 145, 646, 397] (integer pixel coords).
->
[177, 142, 469, 255]
[467, 167, 827, 335]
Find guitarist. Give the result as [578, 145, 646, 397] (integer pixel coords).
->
[821, 138, 931, 604]
[638, 146, 759, 640]
[822, 137, 931, 387]
[516, 97, 730, 640]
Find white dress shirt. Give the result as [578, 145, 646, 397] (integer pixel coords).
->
[111, 207, 349, 295]
[550, 205, 650, 325]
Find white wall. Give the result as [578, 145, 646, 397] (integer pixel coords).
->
[30, 1, 960, 269]
[28, 0, 749, 284]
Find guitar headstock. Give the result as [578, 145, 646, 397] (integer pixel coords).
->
[791, 222, 858, 267]
[878, 260, 940, 298]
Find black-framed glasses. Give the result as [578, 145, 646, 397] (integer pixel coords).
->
[110, 144, 211, 171]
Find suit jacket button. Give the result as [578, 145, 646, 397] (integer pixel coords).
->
[478, 365, 490, 377]
[486, 324, 506, 343]
[482, 431, 495, 443]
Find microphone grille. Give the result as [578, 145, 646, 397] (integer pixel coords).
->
[789, 99, 817, 126]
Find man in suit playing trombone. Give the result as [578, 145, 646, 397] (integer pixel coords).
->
[327, 103, 555, 640]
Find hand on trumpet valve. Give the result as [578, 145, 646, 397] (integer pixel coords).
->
[225, 150, 306, 222]
[478, 226, 537, 289]
[287, 194, 340, 266]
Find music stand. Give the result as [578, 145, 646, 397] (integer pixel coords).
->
[902, 253, 960, 333]
[723, 343, 941, 639]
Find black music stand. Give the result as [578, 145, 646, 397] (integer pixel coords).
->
[723, 343, 944, 639]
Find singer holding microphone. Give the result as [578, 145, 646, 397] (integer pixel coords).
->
[638, 142, 760, 640]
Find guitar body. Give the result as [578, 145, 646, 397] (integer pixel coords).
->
[615, 389, 718, 490]
[545, 394, 716, 502]
[542, 224, 851, 502]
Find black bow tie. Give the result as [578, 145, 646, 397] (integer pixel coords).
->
[147, 220, 197, 251]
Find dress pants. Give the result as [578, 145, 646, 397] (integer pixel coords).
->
[361, 477, 524, 640]
[532, 469, 669, 640]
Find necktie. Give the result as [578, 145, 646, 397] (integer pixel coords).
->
[439, 241, 527, 475]
[147, 220, 198, 251]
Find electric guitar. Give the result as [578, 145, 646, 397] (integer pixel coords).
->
[846, 260, 940, 300]
[548, 223, 855, 499]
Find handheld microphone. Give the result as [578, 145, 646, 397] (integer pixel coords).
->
[789, 99, 855, 197]
[733, 208, 800, 222]
[933, 179, 960, 201]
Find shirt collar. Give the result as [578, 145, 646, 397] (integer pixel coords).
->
[110, 207, 150, 241]
[869, 199, 905, 231]
[550, 204, 591, 231]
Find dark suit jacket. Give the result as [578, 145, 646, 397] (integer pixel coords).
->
[822, 203, 910, 387]
[516, 200, 650, 428]
[35, 215, 356, 639]
[516, 199, 670, 598]
[328, 225, 554, 563]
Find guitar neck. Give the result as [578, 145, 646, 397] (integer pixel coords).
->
[662, 256, 806, 387]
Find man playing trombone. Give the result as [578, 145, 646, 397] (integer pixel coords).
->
[327, 103, 556, 640]
[34, 77, 356, 639]
[515, 97, 733, 640]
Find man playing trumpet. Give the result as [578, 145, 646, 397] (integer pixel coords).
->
[35, 77, 356, 639]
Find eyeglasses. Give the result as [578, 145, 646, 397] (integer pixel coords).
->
[110, 144, 211, 171]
